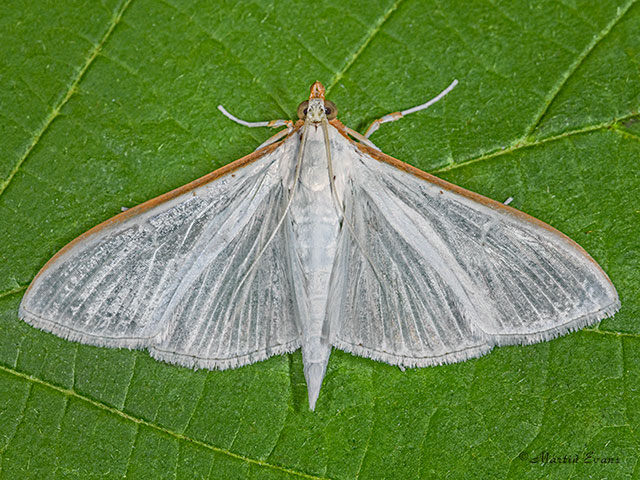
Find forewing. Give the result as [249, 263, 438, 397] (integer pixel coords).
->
[327, 145, 619, 367]
[20, 139, 302, 369]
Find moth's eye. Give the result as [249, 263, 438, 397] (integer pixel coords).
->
[324, 100, 338, 120]
[297, 101, 309, 119]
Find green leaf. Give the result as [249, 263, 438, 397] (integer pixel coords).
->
[1, 0, 639, 478]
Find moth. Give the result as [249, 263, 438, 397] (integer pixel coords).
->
[20, 80, 619, 411]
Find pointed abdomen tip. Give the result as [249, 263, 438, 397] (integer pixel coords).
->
[304, 362, 326, 411]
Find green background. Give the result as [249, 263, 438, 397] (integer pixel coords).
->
[1, 0, 639, 478]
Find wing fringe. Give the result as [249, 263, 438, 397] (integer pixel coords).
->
[332, 299, 620, 368]
[19, 305, 301, 370]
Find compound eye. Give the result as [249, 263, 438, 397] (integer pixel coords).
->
[324, 100, 338, 120]
[297, 101, 309, 119]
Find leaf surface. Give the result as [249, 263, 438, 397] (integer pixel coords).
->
[1, 0, 639, 478]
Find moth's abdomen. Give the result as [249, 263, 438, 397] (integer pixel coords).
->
[290, 130, 340, 332]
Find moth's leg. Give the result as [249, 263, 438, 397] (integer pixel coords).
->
[363, 79, 458, 138]
[254, 128, 291, 151]
[345, 126, 381, 151]
[217, 105, 294, 150]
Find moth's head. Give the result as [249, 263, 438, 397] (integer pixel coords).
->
[297, 81, 337, 123]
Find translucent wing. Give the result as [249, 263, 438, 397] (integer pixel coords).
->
[327, 144, 620, 367]
[20, 139, 302, 369]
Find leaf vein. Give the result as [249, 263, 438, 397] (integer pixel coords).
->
[523, 0, 638, 139]
[0, 364, 329, 480]
[0, 285, 27, 300]
[123, 423, 141, 478]
[431, 112, 638, 174]
[354, 368, 376, 480]
[50, 395, 71, 478]
[614, 125, 640, 143]
[505, 344, 550, 477]
[158, 0, 291, 118]
[326, 0, 404, 94]
[0, 381, 32, 457]
[418, 405, 439, 479]
[0, 0, 134, 203]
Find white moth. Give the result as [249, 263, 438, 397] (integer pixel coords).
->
[19, 80, 620, 411]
